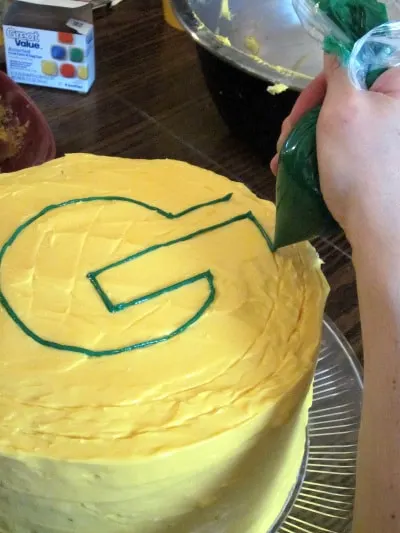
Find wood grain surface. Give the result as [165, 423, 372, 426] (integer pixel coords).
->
[24, 1, 361, 361]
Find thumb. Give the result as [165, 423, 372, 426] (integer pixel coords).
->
[325, 55, 400, 99]
[370, 67, 400, 98]
[324, 54, 356, 102]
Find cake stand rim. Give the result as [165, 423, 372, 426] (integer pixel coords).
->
[272, 316, 363, 533]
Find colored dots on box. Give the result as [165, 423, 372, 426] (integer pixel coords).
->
[60, 63, 76, 78]
[3, 14, 95, 93]
[41, 60, 58, 77]
[70, 47, 84, 63]
[58, 32, 74, 45]
[77, 66, 89, 80]
[51, 45, 66, 61]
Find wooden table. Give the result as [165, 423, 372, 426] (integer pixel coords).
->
[25, 1, 362, 360]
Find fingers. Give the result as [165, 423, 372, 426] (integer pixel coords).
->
[271, 56, 400, 175]
[277, 72, 327, 151]
[324, 55, 400, 100]
[277, 73, 326, 152]
[324, 55, 345, 85]
[276, 116, 293, 153]
[324, 55, 353, 96]
[270, 54, 355, 176]
[288, 72, 327, 125]
[370, 66, 400, 99]
[270, 73, 327, 175]
[270, 153, 279, 175]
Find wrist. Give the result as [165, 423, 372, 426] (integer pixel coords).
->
[350, 216, 400, 359]
[352, 234, 400, 291]
[347, 203, 400, 270]
[349, 213, 400, 305]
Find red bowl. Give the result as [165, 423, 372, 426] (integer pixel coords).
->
[0, 71, 56, 173]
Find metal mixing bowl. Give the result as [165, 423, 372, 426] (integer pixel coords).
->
[172, 0, 322, 160]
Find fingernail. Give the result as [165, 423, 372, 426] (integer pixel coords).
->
[276, 133, 285, 152]
[270, 153, 279, 175]
[277, 117, 292, 151]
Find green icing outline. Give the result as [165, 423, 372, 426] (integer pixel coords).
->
[0, 195, 273, 357]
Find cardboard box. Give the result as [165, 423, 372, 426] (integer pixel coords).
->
[3, 0, 95, 93]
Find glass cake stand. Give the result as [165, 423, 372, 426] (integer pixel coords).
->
[273, 317, 363, 533]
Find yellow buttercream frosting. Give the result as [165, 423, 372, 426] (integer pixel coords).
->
[244, 36, 260, 55]
[216, 33, 232, 46]
[267, 83, 289, 95]
[220, 0, 232, 21]
[0, 154, 328, 532]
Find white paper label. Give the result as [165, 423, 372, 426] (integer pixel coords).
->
[66, 18, 92, 35]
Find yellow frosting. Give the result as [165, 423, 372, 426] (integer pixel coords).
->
[244, 35, 260, 55]
[216, 33, 232, 46]
[220, 0, 232, 21]
[267, 83, 289, 95]
[0, 154, 328, 532]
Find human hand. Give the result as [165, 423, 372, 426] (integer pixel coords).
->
[271, 56, 400, 251]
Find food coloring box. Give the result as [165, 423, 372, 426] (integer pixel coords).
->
[3, 0, 95, 93]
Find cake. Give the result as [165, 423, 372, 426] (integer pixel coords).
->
[0, 154, 328, 533]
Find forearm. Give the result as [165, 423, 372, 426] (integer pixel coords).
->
[351, 232, 400, 533]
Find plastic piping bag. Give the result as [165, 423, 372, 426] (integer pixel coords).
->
[273, 0, 395, 250]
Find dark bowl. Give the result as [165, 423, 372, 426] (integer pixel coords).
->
[196, 45, 299, 162]
[172, 0, 320, 160]
[0, 71, 56, 173]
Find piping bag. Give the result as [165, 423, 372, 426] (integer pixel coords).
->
[273, 0, 400, 249]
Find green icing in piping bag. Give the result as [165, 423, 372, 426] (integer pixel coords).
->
[273, 0, 389, 249]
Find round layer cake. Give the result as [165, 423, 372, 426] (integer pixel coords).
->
[0, 154, 328, 533]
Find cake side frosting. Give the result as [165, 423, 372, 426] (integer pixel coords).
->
[0, 154, 329, 532]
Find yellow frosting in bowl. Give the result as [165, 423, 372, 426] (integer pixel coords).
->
[0, 154, 328, 532]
